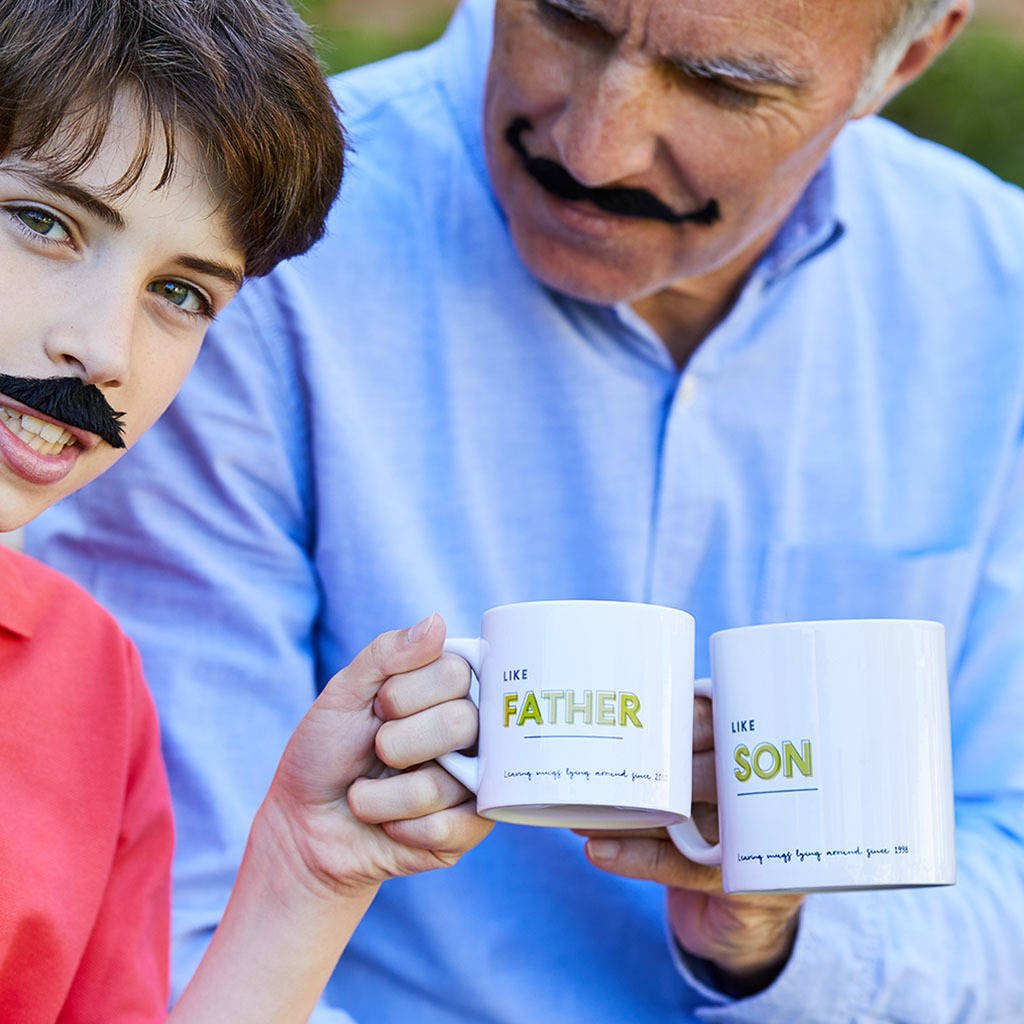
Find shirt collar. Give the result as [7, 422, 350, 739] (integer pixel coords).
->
[441, 0, 495, 200]
[754, 157, 845, 288]
[602, 163, 845, 369]
[0, 545, 40, 639]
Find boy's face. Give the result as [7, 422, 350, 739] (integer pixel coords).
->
[0, 97, 244, 531]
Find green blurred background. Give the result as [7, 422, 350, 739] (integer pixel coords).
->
[296, 0, 1024, 188]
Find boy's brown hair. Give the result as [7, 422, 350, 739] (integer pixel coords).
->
[0, 0, 345, 276]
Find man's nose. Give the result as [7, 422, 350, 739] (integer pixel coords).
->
[43, 291, 135, 389]
[550, 58, 660, 188]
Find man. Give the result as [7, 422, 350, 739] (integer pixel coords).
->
[29, 0, 1024, 1020]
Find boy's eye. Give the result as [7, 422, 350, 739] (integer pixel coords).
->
[148, 279, 210, 316]
[15, 206, 70, 241]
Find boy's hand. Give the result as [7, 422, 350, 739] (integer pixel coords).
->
[259, 613, 491, 901]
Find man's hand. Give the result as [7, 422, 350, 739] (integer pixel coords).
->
[261, 613, 492, 900]
[577, 696, 804, 995]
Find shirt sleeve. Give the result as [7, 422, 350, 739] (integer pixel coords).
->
[671, 434, 1024, 1023]
[24, 285, 345, 1018]
[58, 639, 175, 1024]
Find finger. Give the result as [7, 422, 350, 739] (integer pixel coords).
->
[584, 835, 724, 894]
[374, 653, 471, 721]
[382, 799, 495, 854]
[321, 613, 447, 710]
[573, 827, 669, 840]
[348, 763, 472, 824]
[572, 804, 718, 843]
[693, 696, 714, 752]
[693, 750, 718, 803]
[692, 802, 719, 845]
[376, 699, 478, 769]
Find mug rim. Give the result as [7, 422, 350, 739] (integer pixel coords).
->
[483, 599, 695, 621]
[711, 617, 944, 641]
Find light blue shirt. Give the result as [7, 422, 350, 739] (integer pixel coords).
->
[28, 1, 1024, 1020]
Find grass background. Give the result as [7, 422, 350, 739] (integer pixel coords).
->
[297, 2, 1024, 188]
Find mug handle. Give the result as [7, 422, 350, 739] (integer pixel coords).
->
[667, 677, 722, 866]
[436, 637, 486, 792]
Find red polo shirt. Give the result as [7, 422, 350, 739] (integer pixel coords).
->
[0, 545, 174, 1023]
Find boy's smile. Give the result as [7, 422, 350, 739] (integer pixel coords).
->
[0, 392, 97, 485]
[0, 93, 244, 529]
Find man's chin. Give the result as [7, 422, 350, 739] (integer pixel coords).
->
[517, 245, 657, 308]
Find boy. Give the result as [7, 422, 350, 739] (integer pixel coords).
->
[0, 1, 486, 1021]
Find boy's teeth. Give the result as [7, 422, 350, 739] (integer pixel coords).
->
[21, 412, 48, 435]
[0, 405, 76, 455]
[38, 421, 65, 443]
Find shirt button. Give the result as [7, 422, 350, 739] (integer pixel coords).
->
[680, 374, 699, 407]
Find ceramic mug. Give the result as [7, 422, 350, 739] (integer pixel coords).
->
[669, 618, 957, 893]
[439, 600, 696, 829]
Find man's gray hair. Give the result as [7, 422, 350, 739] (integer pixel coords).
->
[857, 0, 961, 107]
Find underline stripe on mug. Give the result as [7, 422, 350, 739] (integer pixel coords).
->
[737, 787, 820, 796]
[523, 735, 625, 740]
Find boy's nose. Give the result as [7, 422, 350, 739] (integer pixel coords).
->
[43, 299, 135, 390]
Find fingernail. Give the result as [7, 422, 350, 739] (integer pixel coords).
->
[407, 612, 437, 643]
[587, 839, 621, 862]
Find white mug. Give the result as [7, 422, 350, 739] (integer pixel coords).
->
[440, 600, 696, 829]
[669, 619, 957, 893]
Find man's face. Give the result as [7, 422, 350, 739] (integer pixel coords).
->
[0, 97, 244, 531]
[484, 0, 895, 305]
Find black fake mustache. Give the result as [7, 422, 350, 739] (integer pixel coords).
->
[0, 374, 126, 448]
[506, 117, 721, 226]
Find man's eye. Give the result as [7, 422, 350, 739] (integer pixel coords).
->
[148, 279, 212, 317]
[535, 0, 593, 31]
[13, 206, 71, 242]
[705, 78, 762, 110]
[674, 70, 763, 111]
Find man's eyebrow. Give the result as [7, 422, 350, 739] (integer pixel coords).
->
[7, 166, 127, 228]
[547, 0, 602, 24]
[669, 53, 810, 90]
[176, 254, 245, 291]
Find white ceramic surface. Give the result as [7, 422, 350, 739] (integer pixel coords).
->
[441, 600, 696, 829]
[669, 619, 956, 893]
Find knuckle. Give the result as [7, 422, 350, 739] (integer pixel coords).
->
[651, 838, 678, 882]
[374, 678, 405, 720]
[446, 699, 479, 746]
[438, 653, 472, 696]
[422, 815, 455, 850]
[346, 778, 372, 818]
[375, 721, 401, 766]
[414, 766, 447, 808]
[367, 630, 397, 675]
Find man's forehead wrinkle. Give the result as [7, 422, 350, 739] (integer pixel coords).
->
[612, 2, 816, 86]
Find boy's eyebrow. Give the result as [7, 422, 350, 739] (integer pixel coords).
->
[8, 166, 127, 229]
[176, 254, 244, 291]
[5, 164, 245, 288]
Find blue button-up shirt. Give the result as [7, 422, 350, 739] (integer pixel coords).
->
[28, 1, 1024, 1021]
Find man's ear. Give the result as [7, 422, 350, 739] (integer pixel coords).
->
[856, 0, 973, 117]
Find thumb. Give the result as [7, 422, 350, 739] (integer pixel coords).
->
[323, 613, 447, 709]
[585, 836, 724, 894]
